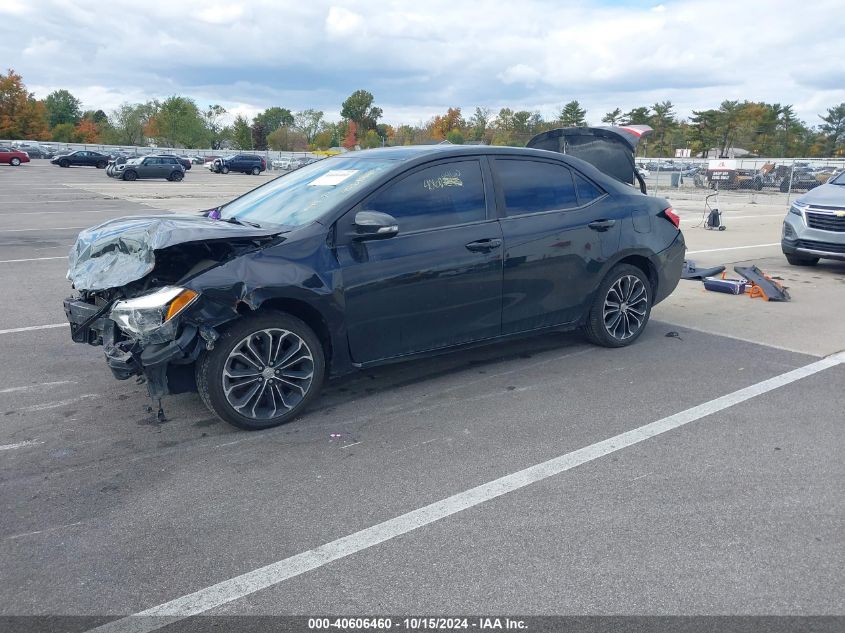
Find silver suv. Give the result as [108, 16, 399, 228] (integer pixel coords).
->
[782, 170, 845, 265]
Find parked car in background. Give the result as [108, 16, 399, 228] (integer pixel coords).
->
[159, 154, 192, 170]
[109, 155, 186, 181]
[782, 169, 845, 266]
[188, 155, 206, 165]
[211, 153, 266, 175]
[11, 143, 52, 159]
[63, 143, 684, 430]
[0, 146, 31, 166]
[51, 150, 109, 169]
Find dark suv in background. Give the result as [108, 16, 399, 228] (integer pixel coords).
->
[211, 154, 266, 175]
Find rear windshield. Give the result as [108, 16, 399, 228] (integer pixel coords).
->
[220, 157, 396, 227]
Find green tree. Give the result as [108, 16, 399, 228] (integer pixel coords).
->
[231, 114, 253, 150]
[44, 89, 82, 128]
[340, 89, 383, 136]
[622, 107, 651, 125]
[293, 109, 324, 144]
[251, 119, 268, 150]
[602, 108, 623, 125]
[468, 106, 491, 141]
[148, 96, 208, 148]
[254, 107, 294, 134]
[649, 101, 676, 157]
[203, 104, 228, 150]
[558, 100, 587, 127]
[446, 130, 465, 144]
[819, 103, 845, 156]
[105, 102, 154, 146]
[51, 122, 79, 142]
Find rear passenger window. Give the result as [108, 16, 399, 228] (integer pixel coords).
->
[574, 172, 604, 204]
[496, 159, 578, 216]
[365, 160, 487, 233]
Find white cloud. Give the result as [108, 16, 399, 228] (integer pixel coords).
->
[1, 0, 844, 126]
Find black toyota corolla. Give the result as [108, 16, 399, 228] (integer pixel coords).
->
[64, 140, 685, 430]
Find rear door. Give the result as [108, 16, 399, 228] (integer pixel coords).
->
[336, 157, 504, 363]
[492, 156, 619, 333]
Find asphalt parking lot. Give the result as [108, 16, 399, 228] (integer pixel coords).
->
[0, 162, 843, 628]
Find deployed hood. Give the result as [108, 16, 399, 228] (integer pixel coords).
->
[527, 125, 653, 189]
[68, 215, 284, 292]
[795, 182, 845, 207]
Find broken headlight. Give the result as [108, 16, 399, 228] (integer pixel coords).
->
[110, 287, 198, 339]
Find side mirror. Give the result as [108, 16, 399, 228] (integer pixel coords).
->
[352, 211, 399, 240]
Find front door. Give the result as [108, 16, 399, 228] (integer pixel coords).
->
[336, 158, 504, 364]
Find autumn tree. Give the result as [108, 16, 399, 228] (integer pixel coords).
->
[105, 102, 154, 146]
[44, 89, 82, 128]
[431, 107, 464, 140]
[74, 119, 100, 143]
[342, 120, 358, 149]
[558, 100, 587, 127]
[0, 69, 50, 139]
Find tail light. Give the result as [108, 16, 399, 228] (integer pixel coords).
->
[662, 206, 680, 228]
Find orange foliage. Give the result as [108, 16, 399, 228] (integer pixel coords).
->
[75, 119, 100, 143]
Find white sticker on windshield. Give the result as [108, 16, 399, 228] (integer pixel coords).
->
[308, 170, 359, 187]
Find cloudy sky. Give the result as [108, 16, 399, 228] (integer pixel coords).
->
[1, 0, 843, 127]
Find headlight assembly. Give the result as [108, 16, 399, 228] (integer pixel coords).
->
[110, 287, 198, 340]
[789, 202, 807, 216]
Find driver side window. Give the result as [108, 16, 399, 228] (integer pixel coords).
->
[364, 160, 487, 233]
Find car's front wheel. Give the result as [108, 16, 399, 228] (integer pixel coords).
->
[59, 159, 69, 168]
[196, 312, 325, 430]
[582, 264, 652, 348]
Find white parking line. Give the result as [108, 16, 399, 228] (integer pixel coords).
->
[0, 440, 44, 451]
[686, 243, 780, 255]
[0, 226, 86, 232]
[0, 323, 67, 335]
[86, 351, 845, 633]
[0, 380, 75, 394]
[0, 256, 68, 264]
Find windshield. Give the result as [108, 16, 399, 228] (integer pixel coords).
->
[220, 156, 397, 227]
[830, 171, 845, 185]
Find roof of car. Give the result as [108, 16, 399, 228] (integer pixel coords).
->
[350, 144, 570, 161]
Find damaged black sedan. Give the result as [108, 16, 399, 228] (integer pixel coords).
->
[64, 142, 685, 430]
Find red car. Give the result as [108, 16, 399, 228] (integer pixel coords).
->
[0, 146, 31, 166]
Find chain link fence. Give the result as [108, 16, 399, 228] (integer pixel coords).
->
[641, 157, 845, 208]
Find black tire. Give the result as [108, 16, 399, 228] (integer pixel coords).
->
[96, 161, 107, 169]
[582, 264, 652, 348]
[10, 157, 21, 166]
[196, 312, 326, 430]
[785, 253, 819, 266]
[251, 166, 260, 175]
[59, 159, 69, 168]
[169, 171, 183, 181]
[122, 170, 137, 181]
[779, 180, 790, 193]
[221, 165, 229, 174]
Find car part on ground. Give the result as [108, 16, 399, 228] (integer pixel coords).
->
[63, 145, 685, 430]
[733, 265, 791, 302]
[681, 260, 726, 280]
[782, 171, 845, 265]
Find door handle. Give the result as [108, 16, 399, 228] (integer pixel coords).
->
[588, 219, 616, 231]
[465, 238, 502, 252]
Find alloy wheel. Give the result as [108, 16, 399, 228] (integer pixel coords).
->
[222, 328, 315, 420]
[603, 274, 648, 341]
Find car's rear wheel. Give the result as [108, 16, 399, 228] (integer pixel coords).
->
[251, 166, 260, 175]
[221, 165, 229, 174]
[196, 312, 325, 430]
[582, 264, 652, 348]
[96, 161, 106, 169]
[169, 171, 183, 181]
[784, 253, 819, 266]
[10, 157, 21, 166]
[122, 170, 137, 181]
